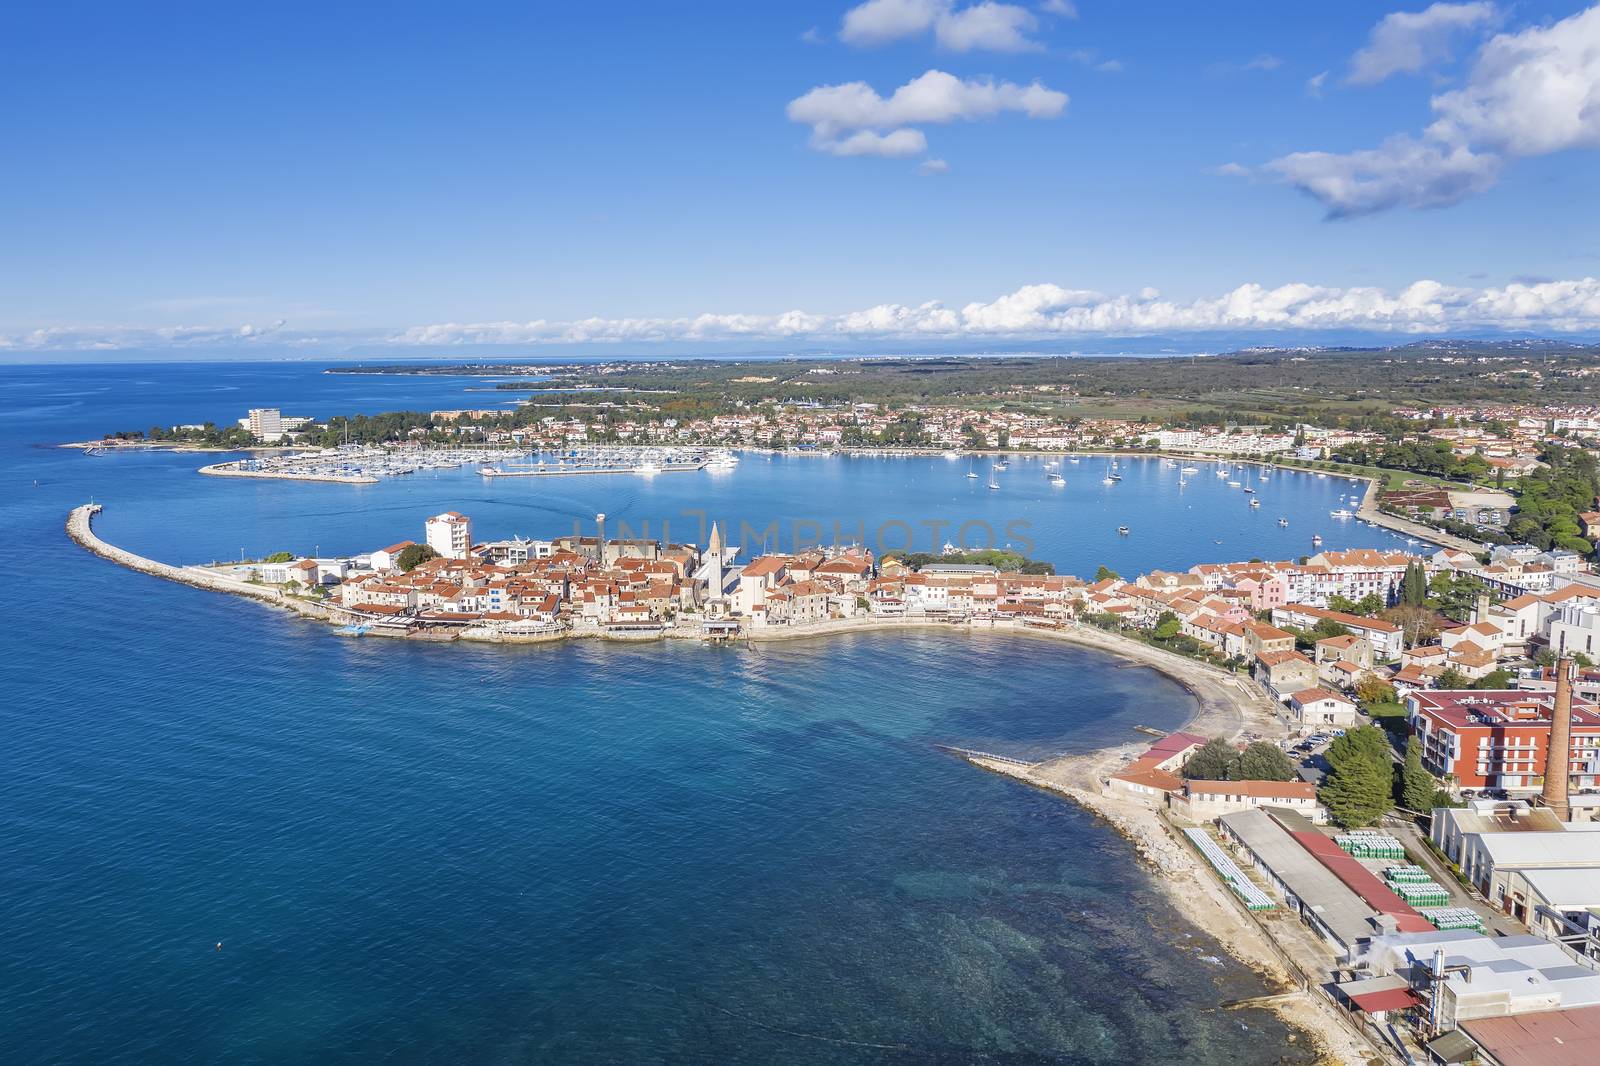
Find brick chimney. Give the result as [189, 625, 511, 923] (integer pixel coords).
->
[1540, 657, 1576, 821]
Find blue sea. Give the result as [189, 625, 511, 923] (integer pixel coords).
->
[2, 362, 1407, 1063]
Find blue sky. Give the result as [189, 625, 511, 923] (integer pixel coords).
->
[2, 1, 1597, 356]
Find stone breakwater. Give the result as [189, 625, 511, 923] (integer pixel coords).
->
[67, 504, 334, 623]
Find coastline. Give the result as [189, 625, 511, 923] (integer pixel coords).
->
[69, 500, 1371, 1061]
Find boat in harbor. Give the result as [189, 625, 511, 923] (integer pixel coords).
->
[965, 471, 979, 479]
[1330, 509, 1354, 519]
[1047, 472, 1065, 484]
[1249, 498, 1261, 508]
[1312, 534, 1323, 545]
[1181, 466, 1198, 474]
[1278, 517, 1289, 527]
[1117, 525, 1130, 535]
[988, 479, 1000, 490]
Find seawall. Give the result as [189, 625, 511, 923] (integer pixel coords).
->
[67, 504, 335, 622]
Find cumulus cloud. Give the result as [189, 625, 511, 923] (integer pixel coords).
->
[1039, 0, 1077, 16]
[1427, 6, 1600, 156]
[1348, 2, 1498, 85]
[1269, 136, 1501, 217]
[839, 0, 1043, 52]
[12, 278, 1600, 351]
[367, 277, 1600, 346]
[1270, 4, 1600, 216]
[787, 68, 1067, 157]
[916, 157, 951, 174]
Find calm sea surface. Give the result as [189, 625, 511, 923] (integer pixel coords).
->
[2, 362, 1408, 1063]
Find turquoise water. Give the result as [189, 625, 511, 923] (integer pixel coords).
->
[0, 363, 1385, 1063]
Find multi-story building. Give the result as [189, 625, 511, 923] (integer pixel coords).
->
[247, 407, 283, 442]
[1407, 689, 1600, 793]
[424, 511, 473, 559]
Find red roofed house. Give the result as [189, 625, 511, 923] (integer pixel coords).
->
[1255, 649, 1317, 698]
[1288, 688, 1359, 734]
[1107, 732, 1207, 798]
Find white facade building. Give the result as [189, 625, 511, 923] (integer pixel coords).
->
[425, 512, 473, 559]
[247, 407, 283, 442]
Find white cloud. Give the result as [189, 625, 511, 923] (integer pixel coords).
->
[934, 3, 1041, 52]
[839, 0, 1043, 52]
[917, 157, 951, 174]
[1269, 4, 1600, 216]
[13, 277, 1600, 352]
[0, 320, 295, 351]
[800, 26, 826, 45]
[1039, 0, 1077, 16]
[1210, 162, 1252, 177]
[787, 68, 1067, 157]
[1427, 5, 1600, 156]
[1269, 136, 1500, 217]
[817, 128, 929, 157]
[840, 0, 943, 46]
[1348, 2, 1498, 86]
[1306, 70, 1329, 97]
[375, 277, 1600, 343]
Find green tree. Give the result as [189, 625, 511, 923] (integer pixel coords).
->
[1310, 618, 1352, 641]
[1354, 592, 1386, 616]
[263, 551, 294, 564]
[1434, 666, 1471, 690]
[1094, 565, 1121, 582]
[1398, 742, 1436, 812]
[394, 544, 439, 572]
[1183, 738, 1239, 781]
[1320, 726, 1394, 827]
[1473, 668, 1514, 689]
[1236, 741, 1297, 782]
[1402, 560, 1428, 607]
[1152, 611, 1182, 641]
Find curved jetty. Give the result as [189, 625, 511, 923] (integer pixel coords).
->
[67, 504, 333, 622]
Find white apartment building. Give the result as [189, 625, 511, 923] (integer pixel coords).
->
[425, 511, 473, 559]
[247, 407, 283, 442]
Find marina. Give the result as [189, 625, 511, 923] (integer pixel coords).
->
[199, 445, 738, 483]
[478, 447, 720, 478]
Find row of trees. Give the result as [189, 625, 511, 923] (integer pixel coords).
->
[1505, 446, 1599, 555]
[1183, 738, 1297, 782]
[1320, 725, 1460, 826]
